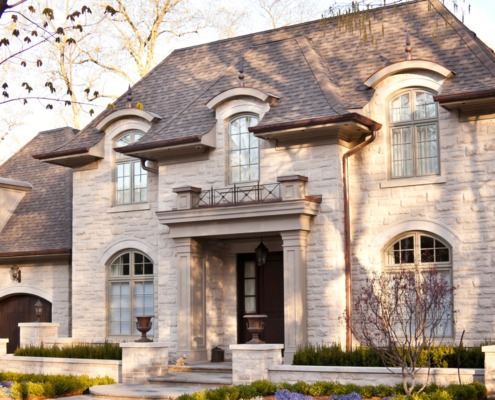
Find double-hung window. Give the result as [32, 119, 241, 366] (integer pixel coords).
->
[390, 90, 439, 178]
[109, 251, 154, 336]
[115, 131, 147, 204]
[384, 232, 453, 337]
[229, 115, 259, 183]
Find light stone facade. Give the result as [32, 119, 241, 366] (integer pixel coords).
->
[0, 262, 71, 338]
[66, 66, 495, 365]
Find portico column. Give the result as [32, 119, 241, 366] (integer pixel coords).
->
[174, 237, 207, 361]
[280, 230, 308, 364]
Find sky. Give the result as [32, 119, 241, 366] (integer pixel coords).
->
[0, 0, 494, 164]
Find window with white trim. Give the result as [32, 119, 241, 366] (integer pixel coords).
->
[109, 251, 154, 335]
[384, 232, 453, 337]
[115, 131, 147, 204]
[229, 115, 259, 183]
[390, 90, 439, 178]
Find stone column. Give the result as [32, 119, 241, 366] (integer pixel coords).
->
[18, 323, 60, 348]
[175, 237, 207, 361]
[230, 344, 284, 384]
[121, 342, 169, 384]
[277, 175, 308, 201]
[280, 230, 308, 364]
[483, 345, 495, 398]
[173, 186, 202, 210]
[0, 339, 8, 355]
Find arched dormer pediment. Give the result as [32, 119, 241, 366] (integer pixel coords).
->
[206, 87, 279, 110]
[96, 108, 162, 132]
[364, 60, 454, 89]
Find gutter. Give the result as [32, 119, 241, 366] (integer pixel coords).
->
[342, 130, 377, 352]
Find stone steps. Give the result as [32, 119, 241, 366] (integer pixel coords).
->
[149, 362, 233, 386]
[86, 362, 233, 399]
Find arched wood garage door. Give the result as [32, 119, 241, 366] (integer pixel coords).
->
[0, 294, 52, 354]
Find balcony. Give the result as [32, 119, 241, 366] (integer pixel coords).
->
[157, 175, 321, 239]
[194, 182, 281, 208]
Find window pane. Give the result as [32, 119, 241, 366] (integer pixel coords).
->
[415, 92, 437, 120]
[416, 124, 439, 175]
[244, 261, 256, 278]
[245, 297, 256, 314]
[391, 127, 413, 177]
[109, 252, 154, 335]
[244, 279, 256, 296]
[230, 116, 259, 183]
[115, 131, 147, 205]
[391, 93, 411, 122]
[110, 282, 130, 334]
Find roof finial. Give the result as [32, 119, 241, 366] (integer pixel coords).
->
[238, 58, 245, 87]
[405, 30, 412, 61]
[126, 85, 133, 108]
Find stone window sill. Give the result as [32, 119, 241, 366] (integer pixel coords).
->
[380, 175, 447, 189]
[107, 203, 150, 213]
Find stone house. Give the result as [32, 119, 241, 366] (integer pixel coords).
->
[5, 0, 494, 363]
[0, 128, 75, 353]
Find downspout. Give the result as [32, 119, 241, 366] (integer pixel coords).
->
[342, 130, 377, 351]
[140, 159, 158, 174]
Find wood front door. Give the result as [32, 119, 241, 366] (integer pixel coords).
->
[237, 252, 284, 344]
[0, 295, 52, 353]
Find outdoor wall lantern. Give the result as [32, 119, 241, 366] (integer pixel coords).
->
[10, 265, 21, 283]
[255, 240, 269, 266]
[34, 299, 43, 322]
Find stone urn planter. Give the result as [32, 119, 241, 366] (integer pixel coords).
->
[135, 316, 154, 342]
[244, 314, 267, 344]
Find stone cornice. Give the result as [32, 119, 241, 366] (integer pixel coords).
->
[156, 199, 320, 238]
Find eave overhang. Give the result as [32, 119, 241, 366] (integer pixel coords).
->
[0, 248, 71, 265]
[434, 89, 495, 113]
[249, 113, 382, 144]
[116, 125, 217, 161]
[156, 199, 321, 239]
[33, 146, 103, 168]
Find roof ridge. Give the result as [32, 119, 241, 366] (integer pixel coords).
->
[296, 37, 348, 115]
[428, 0, 495, 78]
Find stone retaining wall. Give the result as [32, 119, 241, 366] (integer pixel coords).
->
[0, 354, 121, 383]
[268, 365, 484, 387]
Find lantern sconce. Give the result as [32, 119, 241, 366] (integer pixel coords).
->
[10, 265, 21, 283]
[34, 299, 43, 322]
[255, 240, 269, 267]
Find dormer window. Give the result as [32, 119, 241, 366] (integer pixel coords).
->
[115, 131, 147, 204]
[229, 115, 259, 183]
[390, 89, 439, 178]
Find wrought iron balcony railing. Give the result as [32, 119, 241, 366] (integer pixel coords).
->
[194, 182, 281, 208]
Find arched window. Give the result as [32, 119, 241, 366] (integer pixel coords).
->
[384, 232, 453, 337]
[115, 131, 147, 204]
[229, 115, 259, 183]
[108, 251, 154, 336]
[389, 89, 439, 178]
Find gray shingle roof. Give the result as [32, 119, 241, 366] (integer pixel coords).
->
[0, 128, 75, 256]
[37, 0, 495, 158]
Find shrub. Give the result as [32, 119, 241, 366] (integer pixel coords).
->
[176, 380, 487, 400]
[293, 343, 485, 368]
[14, 341, 122, 360]
[0, 371, 115, 399]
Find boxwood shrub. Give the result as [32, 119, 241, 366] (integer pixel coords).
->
[293, 343, 485, 369]
[14, 341, 122, 360]
[0, 371, 115, 399]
